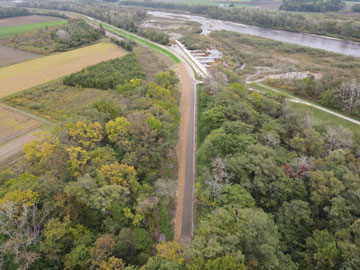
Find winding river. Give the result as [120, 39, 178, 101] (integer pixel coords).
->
[148, 10, 360, 58]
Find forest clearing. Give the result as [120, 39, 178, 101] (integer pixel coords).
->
[0, 41, 126, 98]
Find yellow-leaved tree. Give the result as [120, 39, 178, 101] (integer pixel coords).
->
[67, 121, 103, 149]
[99, 257, 125, 270]
[99, 162, 138, 188]
[156, 241, 184, 264]
[66, 146, 90, 177]
[105, 117, 132, 151]
[23, 131, 60, 163]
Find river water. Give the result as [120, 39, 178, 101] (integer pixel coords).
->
[148, 10, 360, 58]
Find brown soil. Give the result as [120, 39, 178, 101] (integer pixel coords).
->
[0, 128, 42, 166]
[0, 15, 62, 27]
[173, 62, 191, 241]
[0, 105, 43, 145]
[0, 42, 126, 98]
[0, 45, 37, 67]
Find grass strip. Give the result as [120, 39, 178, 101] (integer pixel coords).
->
[98, 22, 180, 64]
[0, 20, 67, 39]
[249, 83, 360, 136]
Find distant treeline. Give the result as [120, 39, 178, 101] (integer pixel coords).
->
[352, 4, 360, 12]
[18, 1, 170, 45]
[34, 11, 68, 19]
[280, 0, 344, 12]
[119, 1, 360, 41]
[0, 7, 29, 18]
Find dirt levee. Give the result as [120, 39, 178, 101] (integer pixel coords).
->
[0, 45, 37, 67]
[0, 15, 62, 27]
[0, 42, 126, 98]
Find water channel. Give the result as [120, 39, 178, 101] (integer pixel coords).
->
[148, 10, 360, 58]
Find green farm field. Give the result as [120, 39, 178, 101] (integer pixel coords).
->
[0, 19, 67, 39]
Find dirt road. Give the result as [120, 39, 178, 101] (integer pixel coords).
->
[173, 61, 196, 244]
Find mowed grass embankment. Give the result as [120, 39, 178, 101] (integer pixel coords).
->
[0, 41, 126, 98]
[99, 22, 180, 63]
[0, 19, 67, 39]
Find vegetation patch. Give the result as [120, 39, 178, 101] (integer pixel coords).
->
[1, 18, 104, 55]
[100, 22, 180, 63]
[193, 80, 360, 269]
[63, 53, 145, 90]
[4, 81, 120, 122]
[0, 69, 181, 269]
[0, 7, 29, 19]
[133, 45, 174, 81]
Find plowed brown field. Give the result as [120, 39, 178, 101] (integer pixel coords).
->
[0, 42, 126, 98]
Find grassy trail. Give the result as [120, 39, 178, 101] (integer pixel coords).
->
[250, 82, 360, 136]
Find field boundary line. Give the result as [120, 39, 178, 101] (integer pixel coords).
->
[0, 103, 55, 126]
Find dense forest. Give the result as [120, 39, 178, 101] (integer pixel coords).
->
[0, 7, 29, 19]
[1, 18, 105, 54]
[190, 80, 360, 270]
[2, 55, 360, 269]
[0, 55, 181, 270]
[18, 2, 170, 45]
[280, 0, 344, 12]
[118, 1, 360, 42]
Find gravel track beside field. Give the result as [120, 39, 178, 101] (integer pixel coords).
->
[0, 128, 43, 166]
[0, 104, 54, 165]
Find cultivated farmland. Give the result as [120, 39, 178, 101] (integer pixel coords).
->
[0, 44, 37, 67]
[0, 15, 62, 27]
[0, 19, 66, 39]
[0, 41, 126, 98]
